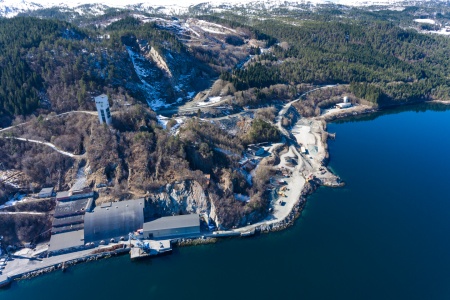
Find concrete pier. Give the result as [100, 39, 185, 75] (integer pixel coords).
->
[130, 240, 172, 260]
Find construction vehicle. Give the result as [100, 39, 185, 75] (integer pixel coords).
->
[128, 233, 150, 253]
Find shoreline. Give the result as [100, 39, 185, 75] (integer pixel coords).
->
[226, 99, 450, 236]
[2, 100, 448, 288]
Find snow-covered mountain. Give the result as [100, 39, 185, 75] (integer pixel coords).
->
[0, 0, 447, 18]
[0, 0, 43, 17]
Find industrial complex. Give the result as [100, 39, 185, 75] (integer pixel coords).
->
[44, 187, 201, 256]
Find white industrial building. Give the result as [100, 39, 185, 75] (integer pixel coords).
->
[336, 96, 352, 109]
[143, 214, 200, 239]
[95, 94, 112, 125]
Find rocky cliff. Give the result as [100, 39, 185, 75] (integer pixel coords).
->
[146, 47, 173, 78]
[146, 180, 219, 225]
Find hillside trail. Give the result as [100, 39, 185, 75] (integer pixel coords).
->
[0, 111, 97, 159]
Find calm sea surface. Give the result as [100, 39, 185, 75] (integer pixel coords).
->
[2, 103, 450, 300]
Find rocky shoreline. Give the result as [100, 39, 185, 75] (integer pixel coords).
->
[261, 181, 318, 233]
[238, 104, 381, 235]
[174, 237, 218, 247]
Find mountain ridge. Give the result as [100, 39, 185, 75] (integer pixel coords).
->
[1, 0, 448, 18]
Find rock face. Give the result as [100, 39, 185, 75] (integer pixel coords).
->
[146, 180, 217, 223]
[146, 47, 173, 78]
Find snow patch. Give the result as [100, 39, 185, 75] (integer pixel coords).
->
[414, 19, 436, 25]
[198, 96, 222, 106]
[0, 0, 448, 18]
[157, 115, 170, 129]
[170, 117, 184, 135]
[0, 195, 27, 210]
[126, 47, 170, 110]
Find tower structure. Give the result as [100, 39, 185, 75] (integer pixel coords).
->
[94, 94, 112, 125]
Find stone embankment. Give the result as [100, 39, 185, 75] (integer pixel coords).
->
[13, 248, 129, 282]
[174, 237, 218, 247]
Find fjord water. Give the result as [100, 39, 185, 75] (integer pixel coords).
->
[2, 103, 450, 300]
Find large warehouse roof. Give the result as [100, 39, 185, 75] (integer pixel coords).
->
[143, 214, 199, 232]
[84, 199, 144, 243]
[49, 229, 84, 252]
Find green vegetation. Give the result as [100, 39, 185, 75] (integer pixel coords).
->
[106, 17, 186, 54]
[245, 118, 280, 144]
[0, 17, 144, 126]
[220, 19, 450, 106]
[0, 18, 68, 117]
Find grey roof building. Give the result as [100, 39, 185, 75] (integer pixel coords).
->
[143, 214, 200, 239]
[247, 145, 265, 156]
[84, 199, 144, 243]
[48, 229, 85, 253]
[38, 187, 54, 198]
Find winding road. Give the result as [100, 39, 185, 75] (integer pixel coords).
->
[0, 110, 97, 159]
[275, 84, 337, 137]
[0, 110, 97, 133]
[1, 137, 83, 159]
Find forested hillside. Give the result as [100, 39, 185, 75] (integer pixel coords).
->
[3, 12, 449, 125]
[222, 19, 450, 106]
[0, 17, 142, 126]
[0, 16, 221, 126]
[0, 18, 72, 117]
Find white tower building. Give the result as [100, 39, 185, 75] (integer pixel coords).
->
[94, 94, 112, 125]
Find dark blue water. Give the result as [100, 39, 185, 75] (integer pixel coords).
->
[2, 103, 450, 300]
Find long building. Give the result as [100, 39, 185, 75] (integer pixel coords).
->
[49, 190, 94, 253]
[143, 214, 200, 239]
